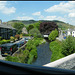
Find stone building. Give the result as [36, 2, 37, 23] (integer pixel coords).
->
[22, 27, 28, 34]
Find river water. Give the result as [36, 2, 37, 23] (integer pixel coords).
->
[32, 42, 52, 66]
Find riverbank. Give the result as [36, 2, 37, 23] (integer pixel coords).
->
[49, 40, 65, 62]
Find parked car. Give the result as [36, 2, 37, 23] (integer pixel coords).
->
[0, 43, 18, 57]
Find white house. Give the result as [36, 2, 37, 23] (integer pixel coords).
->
[72, 31, 75, 37]
[66, 29, 75, 37]
[67, 29, 71, 36]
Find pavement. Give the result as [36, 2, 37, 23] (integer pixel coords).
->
[0, 51, 5, 60]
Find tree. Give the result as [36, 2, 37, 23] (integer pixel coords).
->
[29, 28, 42, 38]
[48, 29, 58, 41]
[62, 36, 75, 56]
[13, 22, 24, 34]
[40, 22, 58, 35]
[27, 25, 34, 32]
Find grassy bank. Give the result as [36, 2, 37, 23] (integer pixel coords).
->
[49, 40, 65, 62]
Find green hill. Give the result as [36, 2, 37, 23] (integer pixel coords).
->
[7, 20, 75, 30]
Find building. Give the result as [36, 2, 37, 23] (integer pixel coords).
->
[72, 30, 75, 37]
[0, 20, 16, 39]
[62, 28, 75, 37]
[22, 27, 28, 34]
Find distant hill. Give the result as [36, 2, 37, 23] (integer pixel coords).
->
[7, 20, 75, 30]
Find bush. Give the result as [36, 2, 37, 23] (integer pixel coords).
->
[10, 36, 15, 42]
[15, 34, 20, 40]
[5, 55, 20, 63]
[50, 40, 64, 62]
[48, 29, 58, 41]
[0, 39, 10, 44]
[27, 49, 37, 64]
[0, 37, 2, 41]
[22, 33, 30, 36]
[62, 36, 75, 56]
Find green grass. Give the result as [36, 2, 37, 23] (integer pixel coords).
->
[50, 40, 65, 62]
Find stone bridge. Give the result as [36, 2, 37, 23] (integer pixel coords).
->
[44, 53, 75, 70]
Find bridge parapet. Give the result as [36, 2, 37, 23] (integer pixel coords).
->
[44, 53, 75, 70]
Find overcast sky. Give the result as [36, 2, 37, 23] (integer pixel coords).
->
[0, 1, 75, 25]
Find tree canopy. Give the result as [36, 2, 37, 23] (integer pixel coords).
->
[13, 22, 24, 34]
[39, 22, 58, 35]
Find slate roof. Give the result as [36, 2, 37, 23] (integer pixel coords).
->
[0, 24, 15, 30]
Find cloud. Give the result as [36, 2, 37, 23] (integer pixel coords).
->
[0, 1, 16, 14]
[68, 13, 75, 18]
[44, 1, 75, 13]
[16, 16, 34, 20]
[32, 12, 41, 16]
[38, 15, 66, 22]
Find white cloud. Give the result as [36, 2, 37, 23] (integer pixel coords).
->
[0, 1, 16, 14]
[16, 16, 34, 20]
[39, 15, 66, 22]
[68, 13, 75, 18]
[32, 12, 41, 16]
[44, 1, 75, 13]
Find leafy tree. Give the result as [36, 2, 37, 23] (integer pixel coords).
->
[40, 22, 58, 35]
[13, 22, 24, 34]
[33, 21, 41, 30]
[48, 29, 58, 41]
[27, 25, 34, 32]
[62, 36, 75, 56]
[29, 28, 42, 38]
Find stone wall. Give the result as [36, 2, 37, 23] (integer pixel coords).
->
[44, 53, 75, 70]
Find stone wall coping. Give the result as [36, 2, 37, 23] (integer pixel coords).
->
[44, 53, 75, 67]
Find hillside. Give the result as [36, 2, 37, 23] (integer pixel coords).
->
[7, 20, 75, 30]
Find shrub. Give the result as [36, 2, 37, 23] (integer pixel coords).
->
[22, 33, 30, 36]
[10, 36, 15, 42]
[15, 34, 20, 40]
[27, 49, 37, 64]
[62, 36, 75, 56]
[0, 37, 2, 41]
[5, 55, 20, 63]
[48, 29, 58, 41]
[0, 39, 10, 44]
[50, 40, 64, 62]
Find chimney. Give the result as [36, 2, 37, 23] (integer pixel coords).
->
[0, 19, 2, 24]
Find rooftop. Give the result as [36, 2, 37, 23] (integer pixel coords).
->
[0, 24, 15, 29]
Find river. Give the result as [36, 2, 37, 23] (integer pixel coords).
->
[32, 42, 52, 66]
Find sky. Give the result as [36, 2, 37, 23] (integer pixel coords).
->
[0, 1, 75, 25]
